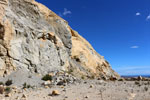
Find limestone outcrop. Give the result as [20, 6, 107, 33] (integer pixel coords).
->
[0, 0, 119, 79]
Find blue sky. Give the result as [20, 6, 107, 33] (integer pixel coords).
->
[36, 0, 150, 75]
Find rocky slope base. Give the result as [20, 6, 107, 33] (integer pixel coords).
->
[0, 0, 119, 81]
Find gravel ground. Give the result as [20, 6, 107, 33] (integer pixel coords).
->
[0, 80, 150, 100]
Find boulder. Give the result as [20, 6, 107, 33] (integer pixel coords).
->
[51, 90, 60, 96]
[137, 76, 143, 81]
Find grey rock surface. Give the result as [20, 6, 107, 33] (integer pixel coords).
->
[0, 0, 119, 85]
[2, 0, 71, 76]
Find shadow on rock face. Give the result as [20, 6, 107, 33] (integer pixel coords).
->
[0, 24, 4, 39]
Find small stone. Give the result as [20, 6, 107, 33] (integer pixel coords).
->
[11, 86, 17, 89]
[90, 84, 94, 88]
[13, 89, 17, 93]
[24, 88, 27, 91]
[15, 96, 19, 99]
[45, 86, 49, 88]
[57, 81, 64, 86]
[129, 93, 136, 98]
[97, 77, 101, 80]
[85, 95, 89, 98]
[38, 88, 42, 90]
[5, 93, 11, 97]
[84, 81, 87, 84]
[99, 80, 104, 83]
[17, 90, 22, 93]
[52, 90, 59, 96]
[137, 76, 143, 81]
[62, 89, 66, 92]
[60, 86, 64, 88]
[64, 96, 68, 98]
[43, 80, 51, 86]
[48, 73, 54, 77]
[22, 94, 26, 98]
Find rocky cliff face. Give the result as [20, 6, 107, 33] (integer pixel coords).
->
[0, 0, 119, 79]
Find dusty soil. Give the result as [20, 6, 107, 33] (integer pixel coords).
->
[0, 80, 150, 100]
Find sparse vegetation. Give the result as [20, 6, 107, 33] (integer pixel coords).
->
[135, 81, 141, 87]
[135, 81, 140, 85]
[118, 78, 124, 81]
[42, 74, 53, 81]
[0, 82, 4, 85]
[23, 82, 32, 89]
[81, 76, 85, 80]
[87, 75, 95, 79]
[68, 69, 73, 74]
[144, 87, 148, 91]
[90, 75, 95, 79]
[4, 87, 12, 93]
[5, 79, 12, 86]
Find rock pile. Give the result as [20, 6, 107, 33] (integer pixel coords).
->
[42, 71, 78, 87]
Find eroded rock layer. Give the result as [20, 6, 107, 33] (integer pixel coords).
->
[0, 0, 119, 79]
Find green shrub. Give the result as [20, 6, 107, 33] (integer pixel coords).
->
[0, 82, 4, 85]
[81, 76, 85, 80]
[5, 79, 12, 86]
[42, 74, 53, 81]
[89, 75, 95, 79]
[4, 87, 12, 93]
[23, 82, 32, 89]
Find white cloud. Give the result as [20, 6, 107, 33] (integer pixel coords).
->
[136, 12, 141, 16]
[146, 14, 150, 20]
[63, 8, 72, 16]
[130, 46, 139, 49]
[58, 8, 72, 17]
